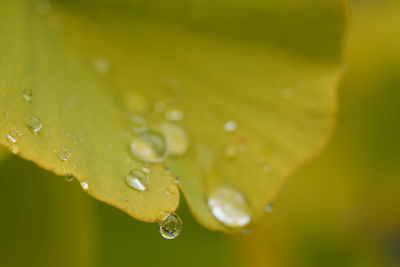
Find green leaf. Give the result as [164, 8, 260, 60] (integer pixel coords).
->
[0, 0, 344, 230]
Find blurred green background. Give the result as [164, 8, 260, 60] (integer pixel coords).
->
[1, 0, 399, 266]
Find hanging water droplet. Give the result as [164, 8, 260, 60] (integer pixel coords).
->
[22, 89, 32, 102]
[80, 181, 89, 190]
[125, 169, 149, 191]
[208, 186, 251, 228]
[65, 174, 75, 182]
[159, 213, 183, 239]
[26, 116, 43, 133]
[130, 130, 167, 163]
[165, 109, 184, 121]
[264, 203, 274, 213]
[57, 147, 71, 161]
[157, 122, 189, 156]
[223, 120, 237, 132]
[93, 57, 110, 74]
[6, 128, 23, 144]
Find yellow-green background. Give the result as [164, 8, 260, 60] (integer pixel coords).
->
[1, 0, 399, 266]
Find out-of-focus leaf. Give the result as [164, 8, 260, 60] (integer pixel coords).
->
[0, 0, 344, 230]
[0, 155, 98, 267]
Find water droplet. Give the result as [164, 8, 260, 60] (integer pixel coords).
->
[26, 117, 43, 133]
[65, 174, 75, 182]
[264, 203, 274, 213]
[57, 147, 71, 161]
[223, 120, 237, 132]
[10, 144, 20, 154]
[224, 144, 237, 158]
[81, 181, 89, 190]
[208, 186, 251, 228]
[22, 89, 32, 102]
[165, 109, 184, 121]
[93, 57, 110, 74]
[130, 130, 167, 163]
[157, 122, 189, 156]
[6, 128, 22, 144]
[128, 114, 147, 133]
[159, 213, 183, 239]
[141, 166, 151, 174]
[35, 0, 51, 15]
[125, 169, 149, 191]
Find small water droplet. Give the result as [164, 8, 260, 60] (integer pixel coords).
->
[81, 181, 89, 190]
[224, 144, 237, 158]
[125, 169, 149, 191]
[26, 116, 43, 133]
[57, 147, 71, 161]
[223, 120, 237, 132]
[141, 166, 151, 174]
[128, 114, 148, 133]
[22, 89, 32, 102]
[65, 174, 75, 182]
[130, 130, 167, 163]
[158, 122, 189, 156]
[10, 144, 20, 154]
[159, 213, 183, 239]
[165, 109, 184, 121]
[264, 203, 274, 213]
[174, 177, 180, 184]
[208, 186, 251, 228]
[6, 128, 23, 144]
[93, 57, 110, 74]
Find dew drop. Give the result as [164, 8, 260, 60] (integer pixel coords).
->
[57, 147, 71, 161]
[208, 186, 251, 228]
[26, 117, 43, 133]
[93, 57, 110, 74]
[165, 109, 184, 121]
[130, 130, 167, 163]
[10, 144, 20, 154]
[6, 128, 23, 144]
[158, 122, 189, 156]
[22, 89, 32, 102]
[264, 203, 274, 213]
[125, 169, 149, 191]
[159, 213, 183, 239]
[80, 181, 89, 190]
[223, 120, 237, 132]
[65, 174, 75, 182]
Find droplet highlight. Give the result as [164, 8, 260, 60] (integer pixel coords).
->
[125, 169, 149, 191]
[223, 120, 237, 132]
[264, 203, 274, 213]
[208, 186, 251, 228]
[159, 213, 183, 239]
[22, 89, 32, 102]
[26, 117, 43, 133]
[158, 122, 189, 156]
[81, 181, 89, 190]
[130, 130, 167, 163]
[57, 147, 71, 161]
[6, 128, 22, 144]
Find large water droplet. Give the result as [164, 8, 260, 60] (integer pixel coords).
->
[130, 130, 167, 163]
[22, 89, 32, 102]
[159, 213, 183, 239]
[81, 181, 89, 190]
[125, 169, 148, 191]
[165, 109, 184, 121]
[208, 186, 251, 228]
[6, 128, 23, 144]
[223, 120, 237, 132]
[57, 147, 71, 161]
[26, 117, 43, 133]
[158, 122, 189, 156]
